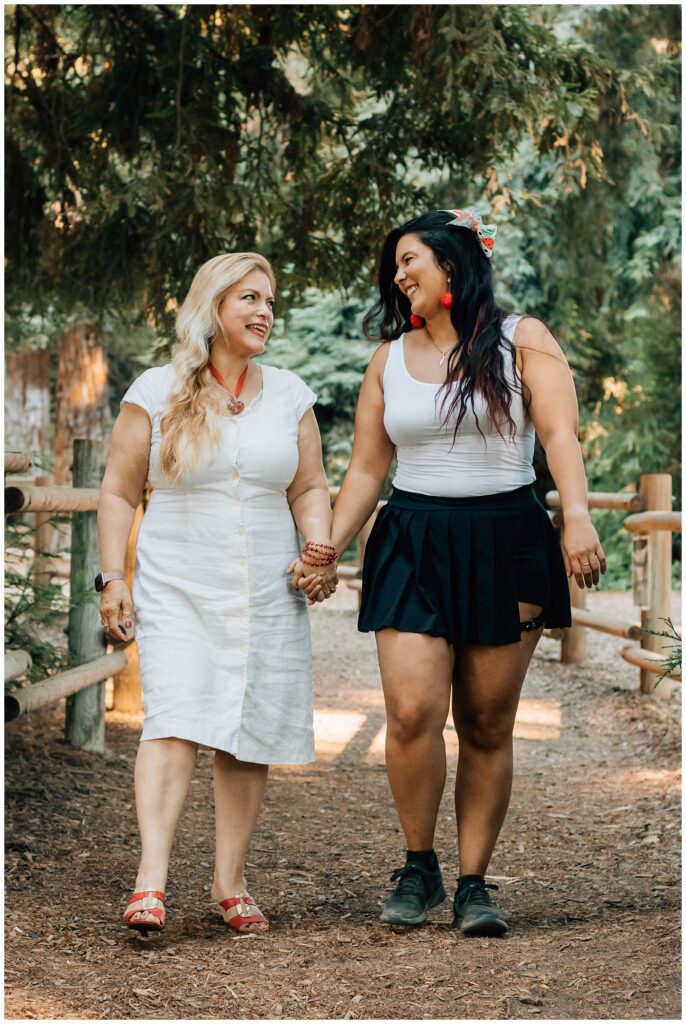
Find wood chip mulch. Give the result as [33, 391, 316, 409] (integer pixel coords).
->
[5, 589, 681, 1020]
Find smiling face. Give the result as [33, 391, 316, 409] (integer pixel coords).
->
[394, 234, 450, 318]
[216, 268, 275, 356]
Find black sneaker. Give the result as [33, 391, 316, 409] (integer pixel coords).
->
[452, 878, 508, 936]
[379, 862, 446, 926]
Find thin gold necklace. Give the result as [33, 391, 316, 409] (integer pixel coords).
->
[427, 336, 449, 367]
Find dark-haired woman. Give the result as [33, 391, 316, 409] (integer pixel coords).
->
[324, 208, 605, 933]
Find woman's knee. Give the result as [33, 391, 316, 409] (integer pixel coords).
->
[456, 711, 513, 753]
[386, 703, 441, 744]
[139, 736, 199, 765]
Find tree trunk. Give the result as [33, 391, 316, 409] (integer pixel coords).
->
[5, 348, 51, 456]
[54, 326, 111, 485]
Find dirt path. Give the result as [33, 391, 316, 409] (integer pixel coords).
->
[5, 590, 681, 1020]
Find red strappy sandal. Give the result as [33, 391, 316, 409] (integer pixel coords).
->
[218, 893, 269, 933]
[123, 889, 166, 934]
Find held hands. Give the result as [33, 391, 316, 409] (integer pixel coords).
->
[561, 513, 607, 589]
[287, 557, 339, 605]
[99, 580, 136, 642]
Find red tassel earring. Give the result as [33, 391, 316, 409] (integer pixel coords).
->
[409, 313, 425, 329]
[439, 276, 453, 309]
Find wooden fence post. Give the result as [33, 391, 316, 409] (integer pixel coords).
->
[33, 474, 57, 588]
[639, 474, 673, 697]
[64, 439, 108, 752]
[557, 516, 588, 664]
[561, 577, 588, 663]
[113, 502, 144, 713]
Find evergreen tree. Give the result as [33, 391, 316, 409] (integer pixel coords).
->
[7, 4, 615, 325]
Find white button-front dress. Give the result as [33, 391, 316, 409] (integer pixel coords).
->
[120, 362, 316, 764]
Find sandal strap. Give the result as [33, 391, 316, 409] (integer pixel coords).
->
[218, 893, 268, 930]
[219, 895, 255, 912]
[128, 889, 166, 906]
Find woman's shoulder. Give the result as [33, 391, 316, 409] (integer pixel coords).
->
[260, 363, 312, 391]
[367, 338, 395, 371]
[260, 364, 317, 417]
[121, 363, 175, 414]
[131, 363, 176, 389]
[507, 315, 568, 366]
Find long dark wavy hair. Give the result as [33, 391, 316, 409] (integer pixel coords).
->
[362, 210, 529, 441]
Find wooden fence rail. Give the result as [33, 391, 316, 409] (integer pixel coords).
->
[4, 450, 33, 475]
[545, 475, 680, 694]
[5, 484, 99, 515]
[5, 456, 681, 748]
[546, 490, 646, 512]
[5, 650, 32, 683]
[567, 607, 643, 642]
[621, 644, 679, 677]
[624, 511, 682, 533]
[5, 651, 128, 721]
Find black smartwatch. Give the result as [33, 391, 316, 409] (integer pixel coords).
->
[94, 571, 126, 592]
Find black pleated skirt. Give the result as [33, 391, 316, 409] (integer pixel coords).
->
[358, 485, 572, 647]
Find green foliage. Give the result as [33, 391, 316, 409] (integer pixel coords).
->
[476, 6, 681, 515]
[4, 517, 68, 685]
[642, 617, 682, 686]
[452, 5, 681, 579]
[7, 4, 617, 326]
[5, 5, 681, 591]
[263, 290, 374, 482]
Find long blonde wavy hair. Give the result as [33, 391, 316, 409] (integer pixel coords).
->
[159, 252, 275, 481]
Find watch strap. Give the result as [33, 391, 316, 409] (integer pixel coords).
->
[96, 571, 126, 592]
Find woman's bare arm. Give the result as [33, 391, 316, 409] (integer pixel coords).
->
[286, 408, 336, 601]
[331, 344, 396, 555]
[516, 318, 606, 590]
[97, 403, 151, 638]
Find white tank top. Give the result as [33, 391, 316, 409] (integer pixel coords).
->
[383, 314, 536, 498]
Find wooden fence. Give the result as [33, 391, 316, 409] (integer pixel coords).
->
[545, 474, 680, 696]
[4, 442, 130, 752]
[4, 450, 681, 755]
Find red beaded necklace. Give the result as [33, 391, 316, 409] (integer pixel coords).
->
[208, 362, 249, 415]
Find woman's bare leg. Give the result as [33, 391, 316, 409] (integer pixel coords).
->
[452, 603, 543, 876]
[128, 737, 199, 926]
[211, 752, 269, 933]
[376, 629, 453, 849]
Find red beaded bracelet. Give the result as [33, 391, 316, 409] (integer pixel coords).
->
[300, 540, 338, 566]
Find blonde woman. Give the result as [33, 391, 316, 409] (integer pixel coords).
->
[97, 253, 338, 935]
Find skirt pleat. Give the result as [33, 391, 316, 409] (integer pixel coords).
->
[358, 485, 572, 647]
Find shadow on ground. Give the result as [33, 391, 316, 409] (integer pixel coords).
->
[5, 593, 681, 1020]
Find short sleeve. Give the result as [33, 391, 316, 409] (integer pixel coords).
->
[120, 368, 161, 421]
[292, 374, 317, 420]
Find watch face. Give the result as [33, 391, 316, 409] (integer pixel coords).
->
[94, 573, 104, 592]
